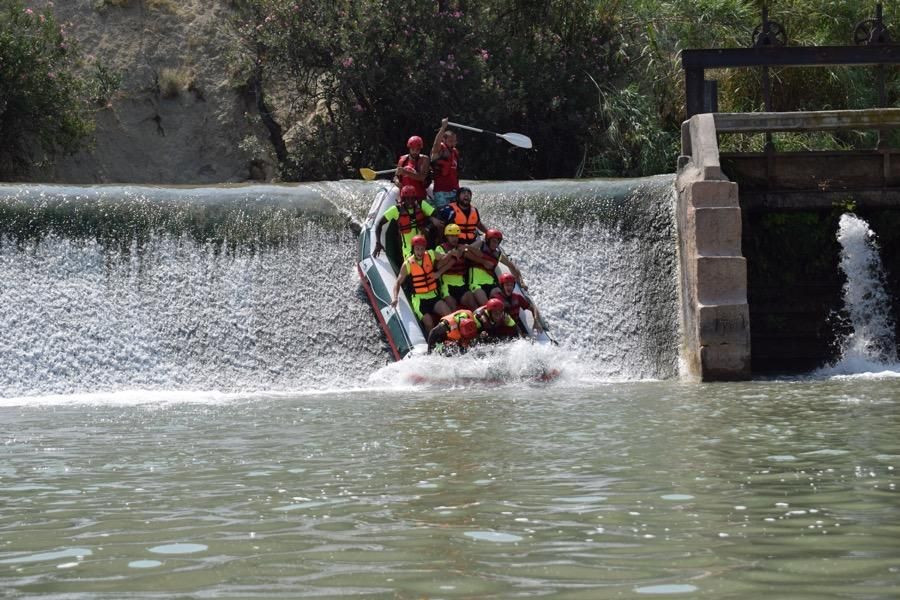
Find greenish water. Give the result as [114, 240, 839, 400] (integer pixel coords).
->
[2, 378, 899, 599]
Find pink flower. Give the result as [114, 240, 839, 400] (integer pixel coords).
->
[24, 8, 33, 15]
[479, 49, 489, 61]
[341, 57, 353, 68]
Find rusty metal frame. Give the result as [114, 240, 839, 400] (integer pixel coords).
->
[683, 45, 900, 119]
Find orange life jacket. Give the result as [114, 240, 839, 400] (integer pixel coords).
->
[442, 309, 474, 341]
[449, 202, 480, 242]
[397, 204, 427, 235]
[407, 251, 438, 295]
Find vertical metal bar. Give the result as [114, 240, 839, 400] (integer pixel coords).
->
[762, 66, 774, 151]
[877, 2, 886, 149]
[877, 64, 886, 149]
[703, 79, 719, 113]
[685, 66, 705, 118]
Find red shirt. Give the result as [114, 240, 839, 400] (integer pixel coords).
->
[397, 153, 428, 199]
[490, 289, 531, 321]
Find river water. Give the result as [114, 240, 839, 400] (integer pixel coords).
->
[2, 378, 900, 598]
[1, 181, 899, 597]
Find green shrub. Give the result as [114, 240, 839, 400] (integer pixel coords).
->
[85, 61, 123, 107]
[0, 1, 94, 177]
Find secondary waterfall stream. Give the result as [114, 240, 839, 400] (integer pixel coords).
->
[824, 213, 898, 373]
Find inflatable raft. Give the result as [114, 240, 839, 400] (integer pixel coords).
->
[357, 185, 555, 360]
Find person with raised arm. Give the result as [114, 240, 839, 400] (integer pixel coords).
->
[430, 117, 459, 212]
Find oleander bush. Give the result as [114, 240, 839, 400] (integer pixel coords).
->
[0, 1, 94, 178]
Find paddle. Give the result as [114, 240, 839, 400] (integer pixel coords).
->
[359, 167, 395, 180]
[447, 121, 533, 149]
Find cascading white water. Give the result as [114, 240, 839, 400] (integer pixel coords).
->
[826, 213, 898, 372]
[1, 179, 681, 397]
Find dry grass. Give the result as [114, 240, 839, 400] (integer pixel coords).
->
[95, 0, 179, 14]
[146, 0, 179, 14]
[94, 0, 130, 9]
[158, 67, 194, 99]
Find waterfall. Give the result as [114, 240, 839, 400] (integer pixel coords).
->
[0, 179, 681, 397]
[826, 213, 898, 373]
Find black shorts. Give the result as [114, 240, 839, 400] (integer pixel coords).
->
[472, 282, 495, 298]
[412, 293, 440, 319]
[445, 283, 468, 302]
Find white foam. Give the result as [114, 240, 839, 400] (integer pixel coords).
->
[0, 389, 245, 408]
[816, 214, 898, 377]
[367, 339, 578, 388]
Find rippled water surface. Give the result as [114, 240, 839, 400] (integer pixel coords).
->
[2, 379, 900, 598]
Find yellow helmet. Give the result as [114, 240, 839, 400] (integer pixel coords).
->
[444, 223, 461, 236]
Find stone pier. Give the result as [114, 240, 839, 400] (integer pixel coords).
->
[676, 113, 751, 381]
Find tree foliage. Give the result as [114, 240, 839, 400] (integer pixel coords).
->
[0, 1, 94, 178]
[233, 0, 900, 181]
[233, 0, 622, 180]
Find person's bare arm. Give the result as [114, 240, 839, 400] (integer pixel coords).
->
[430, 118, 449, 161]
[373, 215, 388, 257]
[499, 253, 525, 288]
[392, 263, 409, 306]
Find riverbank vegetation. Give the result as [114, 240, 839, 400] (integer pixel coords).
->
[3, 0, 894, 181]
[230, 0, 896, 181]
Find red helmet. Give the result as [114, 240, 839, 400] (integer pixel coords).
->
[485, 229, 503, 242]
[499, 272, 516, 285]
[400, 184, 418, 199]
[411, 234, 427, 248]
[485, 298, 504, 312]
[407, 135, 423, 150]
[458, 318, 478, 340]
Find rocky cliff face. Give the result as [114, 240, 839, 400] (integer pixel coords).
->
[26, 0, 275, 184]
